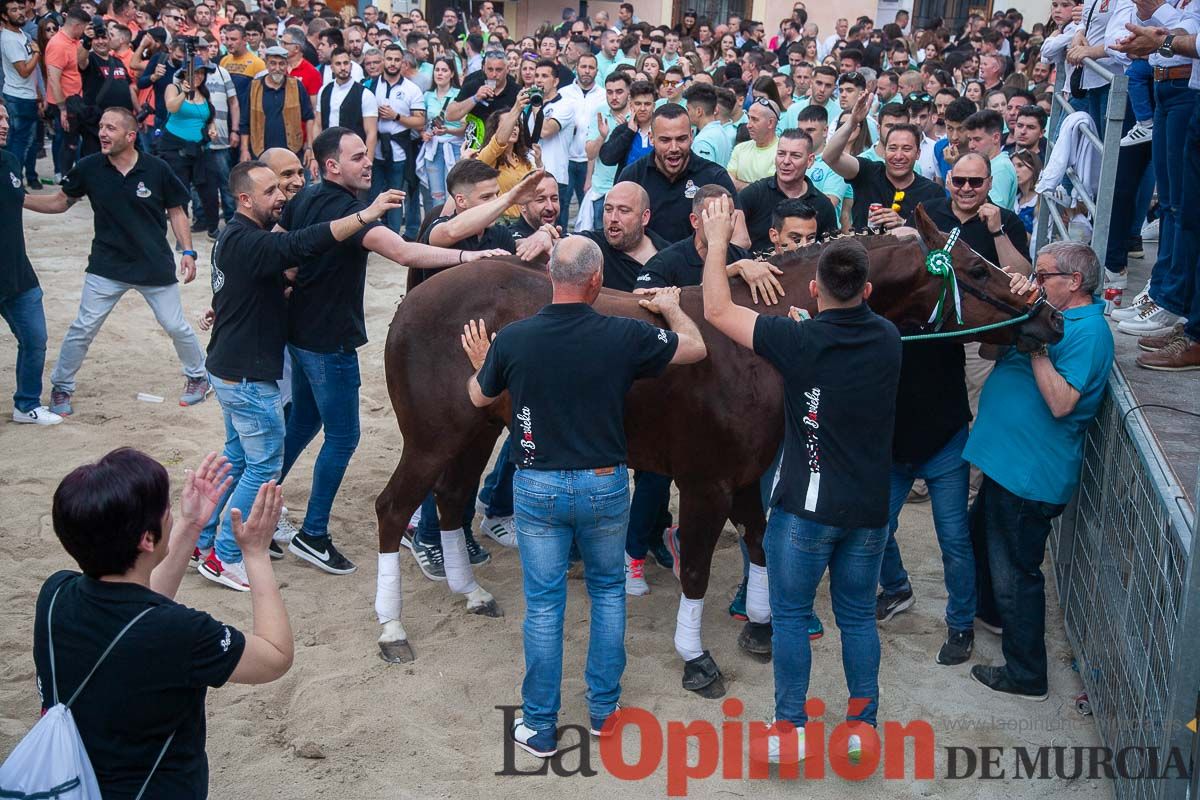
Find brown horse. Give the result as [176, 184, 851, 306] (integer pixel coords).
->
[372, 206, 1064, 697]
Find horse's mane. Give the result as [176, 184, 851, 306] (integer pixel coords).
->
[769, 230, 916, 268]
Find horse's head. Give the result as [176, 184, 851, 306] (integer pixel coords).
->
[912, 205, 1063, 351]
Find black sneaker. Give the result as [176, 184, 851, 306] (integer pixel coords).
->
[411, 534, 447, 581]
[936, 629, 975, 665]
[288, 530, 357, 575]
[268, 540, 284, 560]
[464, 528, 491, 566]
[648, 537, 674, 571]
[970, 664, 1048, 702]
[875, 586, 914, 621]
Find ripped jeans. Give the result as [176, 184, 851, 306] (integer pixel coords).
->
[420, 140, 461, 216]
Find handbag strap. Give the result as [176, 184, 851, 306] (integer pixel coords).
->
[46, 581, 176, 798]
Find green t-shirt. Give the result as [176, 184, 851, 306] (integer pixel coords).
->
[989, 151, 1020, 211]
[728, 138, 779, 184]
[693, 120, 731, 166]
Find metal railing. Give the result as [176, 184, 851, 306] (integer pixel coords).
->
[1034, 57, 1129, 259]
[1050, 371, 1198, 800]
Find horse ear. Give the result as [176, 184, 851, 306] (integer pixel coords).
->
[913, 204, 945, 250]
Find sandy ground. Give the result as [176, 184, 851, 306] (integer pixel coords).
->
[0, 193, 1114, 799]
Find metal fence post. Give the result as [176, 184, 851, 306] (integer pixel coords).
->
[1034, 68, 1068, 255]
[1162, 462, 1200, 800]
[1089, 65, 1128, 279]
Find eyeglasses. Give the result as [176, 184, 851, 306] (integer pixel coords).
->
[906, 92, 932, 101]
[1034, 271, 1077, 285]
[949, 175, 986, 188]
[752, 96, 780, 118]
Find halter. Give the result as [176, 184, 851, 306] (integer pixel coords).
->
[900, 227, 1043, 343]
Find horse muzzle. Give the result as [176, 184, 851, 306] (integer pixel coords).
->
[1014, 296, 1065, 353]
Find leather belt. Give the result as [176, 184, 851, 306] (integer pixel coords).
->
[1153, 65, 1192, 82]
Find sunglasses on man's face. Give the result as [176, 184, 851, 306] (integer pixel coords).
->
[950, 175, 986, 189]
[1034, 271, 1077, 285]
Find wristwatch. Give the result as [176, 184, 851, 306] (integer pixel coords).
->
[1159, 34, 1176, 59]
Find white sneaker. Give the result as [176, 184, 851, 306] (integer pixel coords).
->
[1111, 288, 1151, 321]
[1117, 303, 1182, 337]
[1120, 120, 1153, 147]
[480, 514, 518, 547]
[199, 551, 251, 592]
[191, 546, 212, 569]
[1141, 217, 1160, 242]
[756, 721, 806, 765]
[274, 506, 299, 543]
[625, 552, 649, 596]
[12, 406, 63, 425]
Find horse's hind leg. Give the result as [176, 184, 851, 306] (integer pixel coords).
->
[729, 484, 772, 661]
[673, 482, 734, 699]
[434, 426, 505, 618]
[373, 447, 455, 663]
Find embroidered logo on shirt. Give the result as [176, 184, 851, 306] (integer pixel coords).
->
[516, 405, 537, 467]
[9, 172, 19, 189]
[684, 179, 699, 199]
[657, 328, 669, 344]
[219, 626, 232, 652]
[135, 181, 152, 199]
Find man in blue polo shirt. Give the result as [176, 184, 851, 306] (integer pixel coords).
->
[463, 237, 707, 759]
[964, 241, 1113, 702]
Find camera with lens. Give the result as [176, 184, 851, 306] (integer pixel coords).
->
[81, 14, 106, 47]
[135, 103, 154, 124]
[528, 85, 543, 107]
[431, 112, 446, 129]
[176, 34, 200, 57]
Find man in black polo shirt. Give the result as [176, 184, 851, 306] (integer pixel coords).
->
[278, 126, 508, 579]
[699, 194, 901, 764]
[464, 236, 707, 759]
[577, 181, 670, 292]
[822, 93, 943, 231]
[445, 49, 520, 122]
[40, 107, 209, 417]
[739, 129, 838, 252]
[507, 171, 563, 240]
[614, 103, 745, 244]
[195, 160, 402, 591]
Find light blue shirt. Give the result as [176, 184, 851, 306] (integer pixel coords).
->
[587, 106, 622, 196]
[807, 153, 849, 220]
[779, 95, 838, 134]
[963, 302, 1114, 504]
[988, 150, 1020, 211]
[693, 120, 731, 165]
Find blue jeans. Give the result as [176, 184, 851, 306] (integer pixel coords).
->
[592, 194, 606, 233]
[879, 426, 975, 631]
[1148, 80, 1196, 302]
[765, 508, 886, 727]
[27, 117, 46, 182]
[1158, 95, 1200, 342]
[478, 434, 515, 518]
[53, 111, 78, 175]
[418, 140, 460, 217]
[970, 476, 1065, 693]
[416, 490, 474, 544]
[1103, 93, 1154, 272]
[199, 375, 286, 563]
[562, 161, 587, 229]
[371, 157, 408, 234]
[625, 471, 672, 559]
[0, 286, 48, 412]
[3, 94, 38, 183]
[281, 346, 361, 538]
[513, 466, 629, 732]
[1126, 59, 1153, 122]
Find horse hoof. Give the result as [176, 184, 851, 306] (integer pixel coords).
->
[738, 621, 773, 661]
[469, 599, 504, 618]
[378, 639, 415, 664]
[682, 650, 726, 698]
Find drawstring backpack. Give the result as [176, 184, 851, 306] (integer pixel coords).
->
[0, 583, 174, 799]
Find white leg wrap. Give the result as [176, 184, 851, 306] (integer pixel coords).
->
[747, 562, 771, 624]
[379, 618, 408, 643]
[375, 552, 403, 624]
[441, 528, 480, 595]
[674, 595, 705, 661]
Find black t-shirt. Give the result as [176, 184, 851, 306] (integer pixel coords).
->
[738, 176, 839, 253]
[82, 52, 133, 111]
[455, 71, 521, 117]
[477, 302, 678, 470]
[892, 342, 970, 463]
[61, 152, 191, 285]
[848, 158, 945, 231]
[636, 237, 751, 289]
[410, 213, 518, 288]
[282, 181, 382, 353]
[922, 195, 1029, 266]
[752, 304, 902, 528]
[615, 153, 740, 243]
[0, 149, 38, 302]
[577, 229, 672, 292]
[33, 571, 245, 799]
[207, 213, 338, 382]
